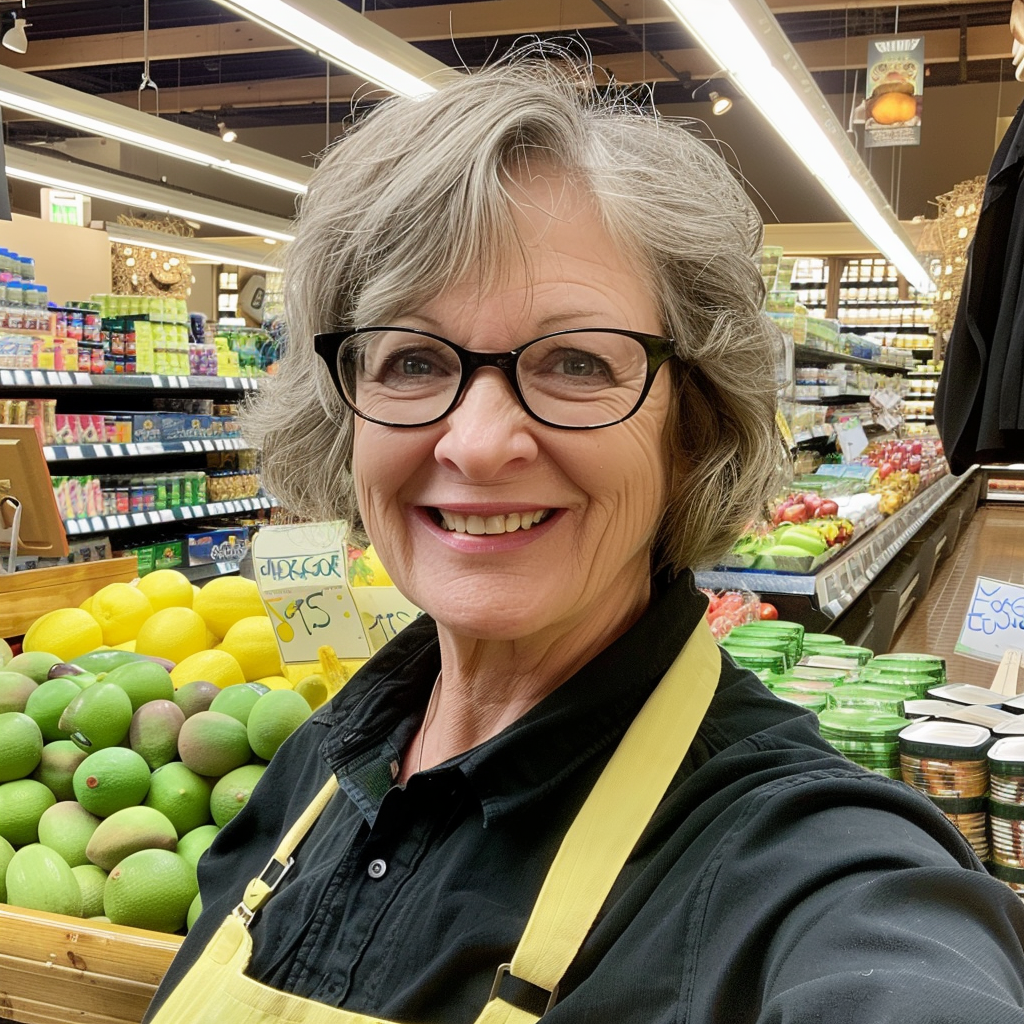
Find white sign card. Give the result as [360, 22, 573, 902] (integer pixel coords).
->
[836, 415, 869, 462]
[955, 576, 1024, 663]
[251, 520, 423, 664]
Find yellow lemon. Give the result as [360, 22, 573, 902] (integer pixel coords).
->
[191, 585, 201, 601]
[192, 577, 266, 641]
[282, 662, 319, 685]
[136, 570, 194, 612]
[253, 674, 293, 691]
[135, 607, 209, 665]
[170, 649, 246, 690]
[219, 616, 281, 682]
[80, 594, 95, 615]
[295, 674, 329, 710]
[23, 608, 103, 662]
[89, 583, 154, 646]
[112, 639, 137, 652]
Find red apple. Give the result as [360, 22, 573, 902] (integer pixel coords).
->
[910, 440, 923, 456]
[819, 499, 839, 517]
[908, 455, 922, 473]
[780, 503, 808, 524]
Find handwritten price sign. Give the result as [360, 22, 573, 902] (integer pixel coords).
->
[955, 576, 1024, 663]
[251, 521, 422, 664]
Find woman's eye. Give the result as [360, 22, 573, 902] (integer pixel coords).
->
[560, 353, 601, 376]
[399, 355, 434, 376]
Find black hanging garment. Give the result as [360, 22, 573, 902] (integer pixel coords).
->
[935, 99, 1024, 473]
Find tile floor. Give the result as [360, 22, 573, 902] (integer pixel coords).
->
[891, 504, 1024, 687]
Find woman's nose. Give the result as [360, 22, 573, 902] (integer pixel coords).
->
[433, 369, 539, 479]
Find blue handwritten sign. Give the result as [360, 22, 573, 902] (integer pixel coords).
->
[955, 577, 1024, 663]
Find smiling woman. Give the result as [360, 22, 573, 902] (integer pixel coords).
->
[145, 53, 1024, 1024]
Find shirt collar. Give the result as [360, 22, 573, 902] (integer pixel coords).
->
[314, 570, 708, 825]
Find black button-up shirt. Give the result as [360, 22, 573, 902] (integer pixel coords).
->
[148, 571, 1024, 1023]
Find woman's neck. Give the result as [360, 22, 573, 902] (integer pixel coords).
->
[397, 579, 652, 783]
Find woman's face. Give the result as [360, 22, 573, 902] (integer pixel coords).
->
[353, 170, 674, 643]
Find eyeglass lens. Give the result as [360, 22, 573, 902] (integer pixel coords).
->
[338, 330, 652, 427]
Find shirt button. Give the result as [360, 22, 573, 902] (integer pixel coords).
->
[367, 858, 387, 880]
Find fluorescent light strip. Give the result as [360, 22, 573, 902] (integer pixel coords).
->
[5, 153, 295, 242]
[0, 68, 309, 195]
[215, 0, 455, 99]
[664, 0, 935, 293]
[107, 226, 282, 273]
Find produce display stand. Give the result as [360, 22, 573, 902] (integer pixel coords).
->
[0, 904, 181, 1024]
[0, 556, 138, 639]
[697, 468, 982, 651]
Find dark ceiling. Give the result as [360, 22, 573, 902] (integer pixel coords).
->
[0, 0, 1017, 145]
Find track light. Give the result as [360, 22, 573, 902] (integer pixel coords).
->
[709, 91, 733, 116]
[218, 121, 238, 144]
[2, 16, 29, 54]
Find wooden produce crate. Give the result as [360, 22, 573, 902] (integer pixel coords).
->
[0, 904, 181, 1024]
[0, 557, 138, 640]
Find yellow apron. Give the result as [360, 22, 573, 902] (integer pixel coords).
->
[148, 619, 721, 1024]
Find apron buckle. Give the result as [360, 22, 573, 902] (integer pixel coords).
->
[488, 963, 558, 1017]
[236, 855, 296, 925]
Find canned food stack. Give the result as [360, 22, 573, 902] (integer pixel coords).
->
[987, 738, 1024, 895]
[860, 653, 946, 702]
[817, 708, 909, 779]
[799, 633, 847, 657]
[899, 720, 991, 863]
[826, 683, 906, 716]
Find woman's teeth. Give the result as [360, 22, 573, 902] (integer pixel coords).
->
[437, 509, 553, 534]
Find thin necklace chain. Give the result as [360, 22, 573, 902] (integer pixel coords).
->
[416, 671, 443, 775]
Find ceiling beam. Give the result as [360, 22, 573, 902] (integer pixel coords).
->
[4, 0, 1006, 74]
[76, 23, 1011, 115]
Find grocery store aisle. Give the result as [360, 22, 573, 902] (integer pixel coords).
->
[891, 505, 1024, 688]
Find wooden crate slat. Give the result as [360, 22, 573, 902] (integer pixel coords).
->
[0, 557, 138, 638]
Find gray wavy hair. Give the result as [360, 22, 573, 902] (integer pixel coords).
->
[243, 58, 786, 572]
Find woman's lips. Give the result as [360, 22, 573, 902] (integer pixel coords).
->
[434, 508, 554, 535]
[414, 505, 563, 547]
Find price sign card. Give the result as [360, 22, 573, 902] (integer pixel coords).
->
[955, 576, 1024, 663]
[252, 521, 422, 664]
[835, 415, 869, 462]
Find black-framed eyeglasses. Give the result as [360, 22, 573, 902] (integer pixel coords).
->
[313, 327, 678, 430]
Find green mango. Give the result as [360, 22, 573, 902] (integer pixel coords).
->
[70, 650, 150, 676]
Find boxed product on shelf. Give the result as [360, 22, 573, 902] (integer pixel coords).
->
[187, 526, 250, 566]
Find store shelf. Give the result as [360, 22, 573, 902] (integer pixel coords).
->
[904, 416, 935, 422]
[696, 471, 973, 618]
[44, 438, 250, 462]
[793, 345, 910, 375]
[0, 369, 261, 391]
[907, 372, 942, 378]
[985, 491, 1024, 503]
[178, 560, 242, 581]
[794, 393, 873, 404]
[63, 496, 277, 536]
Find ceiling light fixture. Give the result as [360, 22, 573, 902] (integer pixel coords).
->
[2, 15, 29, 54]
[664, 0, 935, 293]
[218, 121, 238, 144]
[0, 65, 309, 194]
[105, 223, 283, 272]
[5, 147, 295, 241]
[708, 91, 732, 116]
[212, 0, 457, 99]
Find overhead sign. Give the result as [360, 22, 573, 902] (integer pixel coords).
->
[955, 576, 1024, 663]
[252, 520, 422, 664]
[864, 37, 924, 148]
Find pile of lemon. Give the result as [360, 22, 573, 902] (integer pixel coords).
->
[21, 570, 343, 706]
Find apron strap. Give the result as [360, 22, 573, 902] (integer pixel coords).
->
[238, 773, 340, 923]
[477, 618, 721, 1022]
